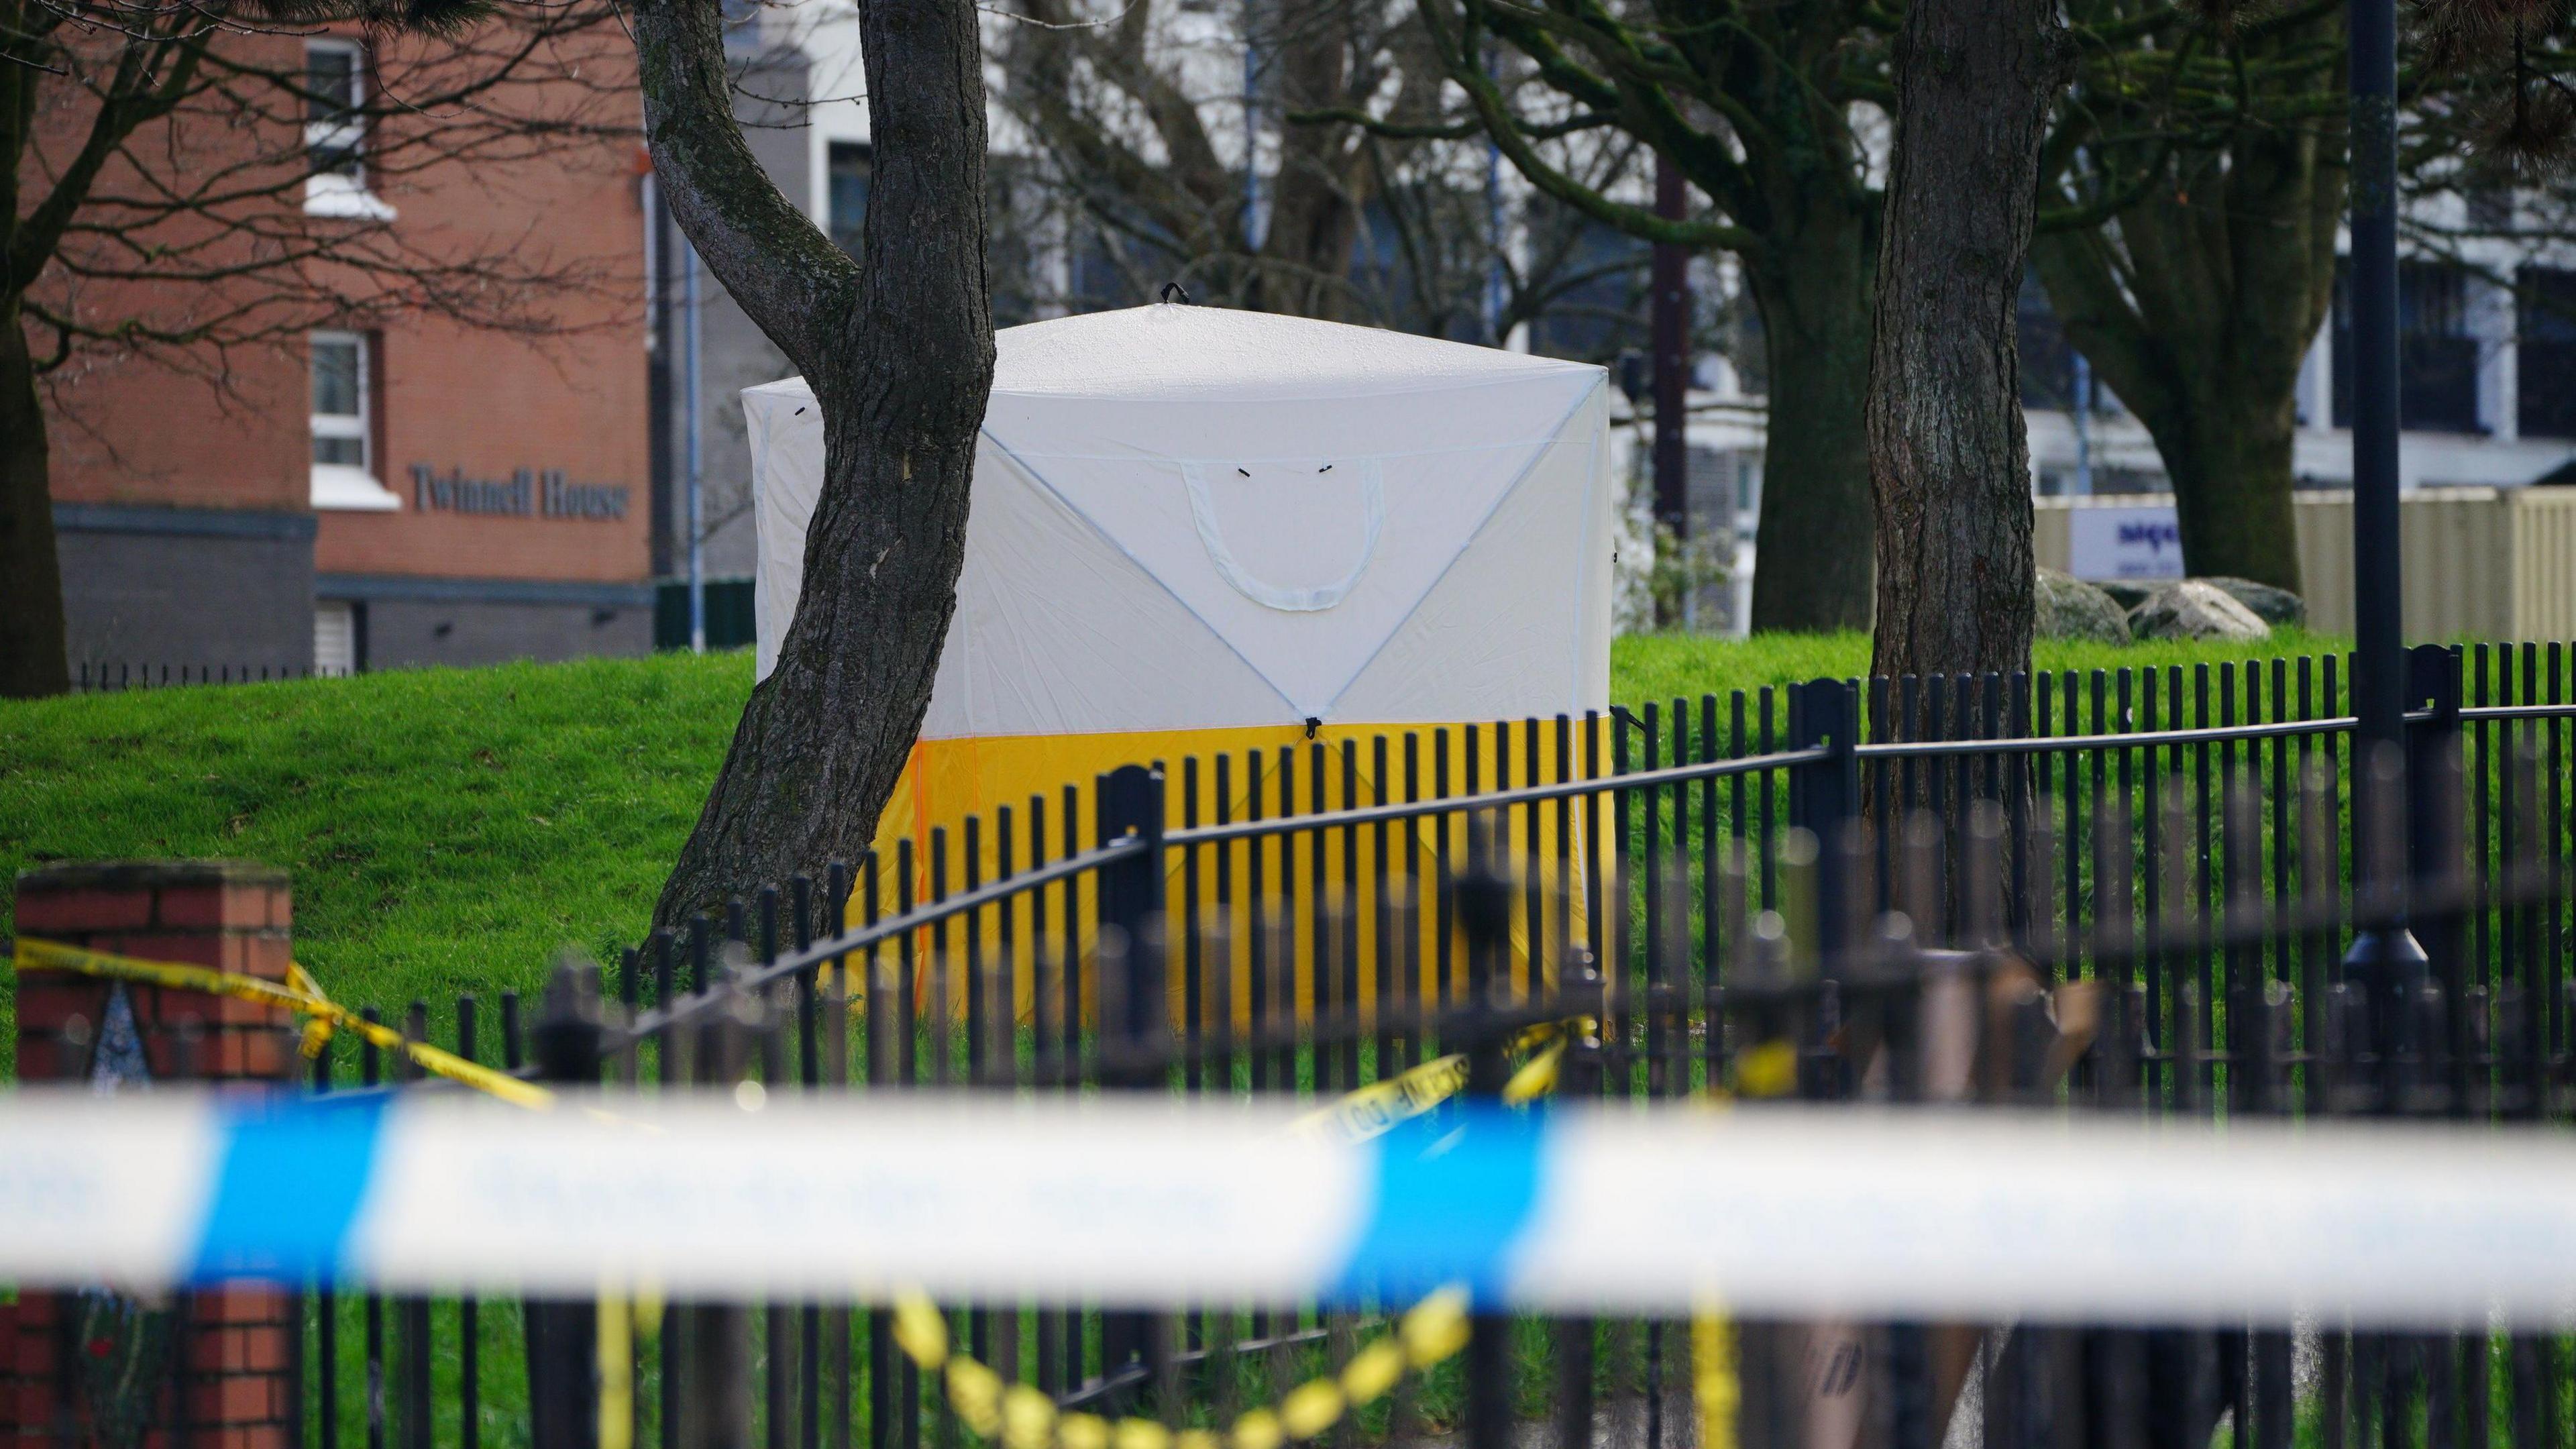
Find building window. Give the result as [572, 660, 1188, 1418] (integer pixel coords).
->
[2332, 260, 2482, 434]
[307, 41, 363, 178]
[305, 40, 394, 219]
[2520, 267, 2576, 440]
[311, 331, 400, 510]
[828, 143, 871, 258]
[312, 331, 368, 468]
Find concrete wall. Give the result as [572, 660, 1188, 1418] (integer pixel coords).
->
[55, 504, 315, 676]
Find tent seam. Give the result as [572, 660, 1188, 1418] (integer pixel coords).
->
[975, 427, 1303, 720]
[971, 437, 1576, 466]
[1316, 374, 1609, 721]
[1569, 386, 1607, 716]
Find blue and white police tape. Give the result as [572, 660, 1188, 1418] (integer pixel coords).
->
[7, 1090, 2576, 1328]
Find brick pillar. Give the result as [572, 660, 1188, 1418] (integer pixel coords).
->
[5, 861, 299, 1449]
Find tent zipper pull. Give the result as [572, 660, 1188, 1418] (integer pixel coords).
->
[1303, 716, 1322, 740]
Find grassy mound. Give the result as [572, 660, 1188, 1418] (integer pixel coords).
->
[0, 629, 2335, 1076]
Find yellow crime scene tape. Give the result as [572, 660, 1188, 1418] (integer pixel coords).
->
[1285, 1018, 1580, 1144]
[1665, 1028, 1799, 1449]
[12, 936, 659, 1448]
[892, 1286, 1470, 1449]
[883, 1012, 1748, 1449]
[1692, 1304, 1740, 1449]
[881, 1022, 1574, 1449]
[12, 938, 553, 1109]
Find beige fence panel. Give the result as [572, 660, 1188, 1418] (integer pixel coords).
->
[2036, 488, 2576, 641]
[2512, 486, 2576, 641]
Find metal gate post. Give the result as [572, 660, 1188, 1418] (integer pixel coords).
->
[1787, 678, 1862, 970]
[526, 962, 604, 1449]
[1095, 764, 1169, 1071]
[1451, 851, 1517, 1449]
[1093, 764, 1169, 1394]
[2406, 644, 2468, 1105]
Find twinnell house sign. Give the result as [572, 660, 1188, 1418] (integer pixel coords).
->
[410, 464, 631, 521]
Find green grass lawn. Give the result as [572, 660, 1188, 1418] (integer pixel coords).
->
[1607, 627, 2344, 705]
[0, 630, 2343, 1079]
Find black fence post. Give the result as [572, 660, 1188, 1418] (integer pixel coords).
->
[1095, 763, 1167, 1393]
[2407, 644, 2469, 1097]
[1096, 763, 1169, 1069]
[1549, 948, 1605, 1449]
[1788, 678, 1862, 968]
[686, 943, 759, 1449]
[526, 961, 604, 1449]
[1451, 839, 1515, 1449]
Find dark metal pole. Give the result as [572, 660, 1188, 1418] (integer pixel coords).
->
[1095, 765, 1169, 1391]
[1651, 158, 1691, 561]
[1786, 680, 1860, 972]
[685, 952, 759, 1449]
[527, 962, 604, 1449]
[1454, 828, 1515, 1449]
[2347, 0, 2403, 828]
[2341, 0, 2426, 1013]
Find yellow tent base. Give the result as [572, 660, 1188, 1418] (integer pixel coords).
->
[845, 718, 1609, 1027]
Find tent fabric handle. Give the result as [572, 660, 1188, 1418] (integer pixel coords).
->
[1179, 458, 1385, 613]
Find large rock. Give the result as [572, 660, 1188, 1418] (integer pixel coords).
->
[2035, 567, 2131, 643]
[2201, 576, 2306, 628]
[2093, 579, 2159, 611]
[2128, 580, 2271, 642]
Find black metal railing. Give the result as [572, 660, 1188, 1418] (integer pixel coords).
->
[72, 661, 329, 690]
[282, 637, 2573, 1449]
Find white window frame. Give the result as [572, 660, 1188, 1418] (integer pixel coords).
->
[310, 331, 400, 511]
[304, 40, 396, 221]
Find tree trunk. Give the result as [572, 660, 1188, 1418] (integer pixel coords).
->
[2157, 375, 2305, 590]
[1745, 205, 1878, 635]
[1251, 27, 1364, 319]
[1, 301, 70, 699]
[1864, 0, 2070, 682]
[641, 0, 995, 926]
[2032, 117, 2342, 596]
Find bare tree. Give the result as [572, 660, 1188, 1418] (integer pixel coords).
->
[2, 0, 637, 697]
[994, 0, 1405, 317]
[1378, 0, 1894, 634]
[989, 0, 1649, 343]
[636, 0, 995, 924]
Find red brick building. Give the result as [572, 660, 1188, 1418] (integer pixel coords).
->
[44, 31, 653, 676]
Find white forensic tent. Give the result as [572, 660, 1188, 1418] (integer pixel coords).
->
[744, 303, 1612, 993]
